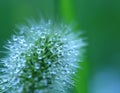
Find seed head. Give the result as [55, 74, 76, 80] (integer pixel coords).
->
[0, 20, 85, 93]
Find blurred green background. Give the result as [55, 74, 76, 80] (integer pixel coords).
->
[0, 0, 120, 93]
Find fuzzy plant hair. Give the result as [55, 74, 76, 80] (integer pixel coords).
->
[0, 19, 85, 93]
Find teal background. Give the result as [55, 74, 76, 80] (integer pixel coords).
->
[0, 0, 120, 93]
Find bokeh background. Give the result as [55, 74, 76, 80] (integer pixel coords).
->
[0, 0, 120, 93]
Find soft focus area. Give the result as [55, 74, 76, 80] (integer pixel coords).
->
[0, 0, 120, 93]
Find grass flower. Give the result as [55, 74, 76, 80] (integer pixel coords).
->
[0, 20, 85, 93]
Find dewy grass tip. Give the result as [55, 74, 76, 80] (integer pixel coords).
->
[0, 19, 85, 93]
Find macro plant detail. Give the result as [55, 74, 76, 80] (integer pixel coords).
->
[0, 20, 84, 93]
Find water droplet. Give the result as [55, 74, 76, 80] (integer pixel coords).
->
[23, 43, 27, 47]
[41, 33, 46, 39]
[35, 63, 40, 70]
[20, 30, 24, 35]
[50, 71, 56, 75]
[3, 79, 8, 82]
[28, 75, 32, 78]
[17, 63, 21, 68]
[63, 82, 66, 85]
[13, 35, 18, 41]
[38, 56, 42, 60]
[72, 71, 75, 74]
[2, 86, 5, 90]
[27, 53, 31, 57]
[66, 70, 70, 74]
[48, 61, 51, 65]
[15, 69, 19, 74]
[37, 49, 41, 54]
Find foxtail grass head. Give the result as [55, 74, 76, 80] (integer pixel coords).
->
[0, 19, 85, 93]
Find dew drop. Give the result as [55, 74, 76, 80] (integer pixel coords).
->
[2, 86, 5, 90]
[28, 75, 32, 78]
[38, 56, 42, 60]
[37, 49, 41, 54]
[13, 35, 18, 41]
[17, 63, 21, 68]
[35, 63, 40, 70]
[63, 82, 66, 85]
[3, 79, 8, 82]
[48, 61, 51, 65]
[66, 70, 70, 74]
[15, 69, 19, 74]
